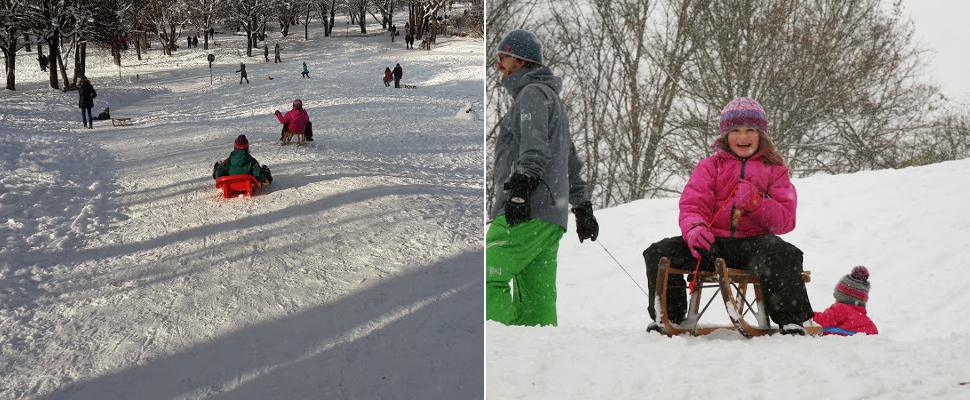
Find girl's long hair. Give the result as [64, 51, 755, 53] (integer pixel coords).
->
[713, 130, 787, 167]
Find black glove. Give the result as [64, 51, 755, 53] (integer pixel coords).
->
[502, 173, 538, 226]
[571, 201, 599, 242]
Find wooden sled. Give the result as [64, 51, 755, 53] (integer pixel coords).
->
[215, 174, 261, 198]
[111, 117, 132, 126]
[655, 257, 820, 338]
[281, 131, 306, 146]
[402, 84, 418, 89]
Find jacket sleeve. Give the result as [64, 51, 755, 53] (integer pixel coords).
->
[275, 110, 286, 124]
[812, 305, 846, 328]
[678, 158, 717, 236]
[512, 85, 552, 178]
[91, 87, 96, 98]
[567, 140, 589, 206]
[748, 166, 797, 234]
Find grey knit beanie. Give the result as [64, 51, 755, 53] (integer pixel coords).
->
[834, 266, 870, 307]
[496, 29, 543, 65]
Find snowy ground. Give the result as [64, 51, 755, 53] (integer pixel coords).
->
[1, 17, 484, 399]
[487, 157, 970, 399]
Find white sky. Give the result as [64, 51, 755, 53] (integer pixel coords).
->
[896, 0, 970, 103]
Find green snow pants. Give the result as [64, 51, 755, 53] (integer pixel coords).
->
[486, 215, 564, 326]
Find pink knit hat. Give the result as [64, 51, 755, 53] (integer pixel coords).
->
[719, 97, 768, 135]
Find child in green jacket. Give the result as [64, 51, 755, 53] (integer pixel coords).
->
[212, 135, 272, 184]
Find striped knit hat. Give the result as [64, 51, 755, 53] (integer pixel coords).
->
[719, 97, 769, 135]
[234, 134, 249, 150]
[834, 266, 870, 307]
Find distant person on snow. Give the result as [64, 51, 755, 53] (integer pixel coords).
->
[236, 63, 249, 84]
[275, 98, 313, 142]
[78, 76, 97, 129]
[192, 35, 198, 48]
[641, 97, 813, 336]
[813, 266, 878, 336]
[212, 135, 272, 184]
[186, 36, 192, 49]
[264, 44, 269, 62]
[405, 33, 414, 50]
[383, 67, 393, 87]
[301, 62, 310, 78]
[38, 53, 48, 72]
[392, 63, 403, 88]
[274, 43, 282, 63]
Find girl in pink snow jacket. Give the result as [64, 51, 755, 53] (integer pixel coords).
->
[275, 98, 310, 135]
[643, 97, 813, 335]
[813, 266, 878, 336]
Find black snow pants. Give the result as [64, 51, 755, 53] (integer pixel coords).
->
[642, 234, 813, 326]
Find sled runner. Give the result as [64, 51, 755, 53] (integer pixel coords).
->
[281, 131, 306, 146]
[111, 117, 132, 126]
[655, 257, 821, 338]
[215, 174, 261, 198]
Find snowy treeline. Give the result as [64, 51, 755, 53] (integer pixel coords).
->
[486, 0, 970, 210]
[0, 0, 482, 90]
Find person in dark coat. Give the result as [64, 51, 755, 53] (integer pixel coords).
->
[212, 135, 272, 185]
[192, 35, 198, 47]
[264, 44, 269, 62]
[186, 36, 192, 49]
[38, 53, 48, 72]
[235, 63, 249, 84]
[209, 27, 215, 40]
[392, 63, 403, 88]
[405, 33, 414, 49]
[274, 43, 281, 63]
[390, 25, 397, 42]
[78, 77, 97, 129]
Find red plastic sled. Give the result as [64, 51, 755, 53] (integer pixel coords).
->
[215, 174, 261, 198]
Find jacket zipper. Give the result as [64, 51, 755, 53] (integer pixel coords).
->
[730, 158, 748, 238]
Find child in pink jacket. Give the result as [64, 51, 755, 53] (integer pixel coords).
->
[813, 266, 878, 336]
[275, 98, 312, 141]
[643, 97, 813, 335]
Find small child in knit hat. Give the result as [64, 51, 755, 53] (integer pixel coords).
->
[812, 266, 879, 336]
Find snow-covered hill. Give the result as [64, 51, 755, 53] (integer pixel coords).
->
[488, 157, 970, 399]
[1, 18, 484, 399]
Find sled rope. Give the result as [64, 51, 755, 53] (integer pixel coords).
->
[596, 240, 649, 297]
[689, 184, 739, 295]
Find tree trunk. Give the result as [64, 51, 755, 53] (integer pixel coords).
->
[136, 33, 142, 60]
[245, 29, 253, 57]
[56, 47, 70, 88]
[23, 32, 30, 53]
[3, 32, 16, 90]
[304, 10, 311, 40]
[48, 38, 59, 89]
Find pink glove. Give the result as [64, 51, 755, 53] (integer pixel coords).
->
[735, 179, 762, 212]
[684, 225, 714, 260]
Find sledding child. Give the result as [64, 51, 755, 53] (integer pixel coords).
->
[301, 62, 310, 78]
[813, 266, 878, 336]
[212, 135, 272, 184]
[383, 67, 393, 87]
[274, 98, 312, 142]
[642, 97, 814, 335]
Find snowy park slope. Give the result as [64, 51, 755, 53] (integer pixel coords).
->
[1, 19, 484, 399]
[487, 157, 970, 399]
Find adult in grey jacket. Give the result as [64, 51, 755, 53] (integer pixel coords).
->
[486, 29, 599, 327]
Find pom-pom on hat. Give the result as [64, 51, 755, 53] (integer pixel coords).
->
[719, 97, 769, 135]
[234, 134, 249, 150]
[834, 265, 870, 307]
[495, 30, 543, 66]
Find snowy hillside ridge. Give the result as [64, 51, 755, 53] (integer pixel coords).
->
[2, 19, 484, 399]
[488, 157, 970, 399]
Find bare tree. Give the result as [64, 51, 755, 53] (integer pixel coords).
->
[188, 0, 224, 49]
[146, 0, 190, 55]
[315, 0, 337, 36]
[1, 0, 30, 90]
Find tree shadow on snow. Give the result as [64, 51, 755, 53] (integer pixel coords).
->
[39, 250, 484, 400]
